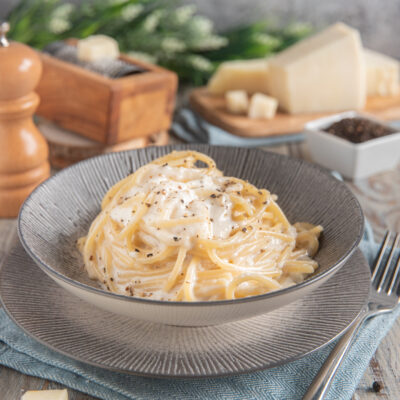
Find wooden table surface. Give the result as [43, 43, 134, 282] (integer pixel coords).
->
[0, 142, 399, 400]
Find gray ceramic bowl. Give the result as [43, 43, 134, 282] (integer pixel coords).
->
[18, 145, 364, 326]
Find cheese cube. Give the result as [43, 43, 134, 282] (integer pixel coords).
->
[225, 90, 249, 114]
[208, 59, 269, 95]
[77, 35, 120, 62]
[364, 49, 399, 96]
[248, 93, 278, 119]
[268, 23, 366, 114]
[22, 389, 68, 400]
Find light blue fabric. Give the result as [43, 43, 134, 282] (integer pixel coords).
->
[0, 225, 398, 400]
[172, 109, 303, 147]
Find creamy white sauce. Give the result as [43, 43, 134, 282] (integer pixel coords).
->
[110, 164, 246, 250]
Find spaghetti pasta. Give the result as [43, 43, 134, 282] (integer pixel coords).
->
[78, 151, 323, 301]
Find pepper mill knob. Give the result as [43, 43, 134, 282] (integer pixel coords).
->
[0, 21, 50, 217]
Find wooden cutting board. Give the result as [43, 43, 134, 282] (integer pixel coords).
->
[190, 87, 400, 137]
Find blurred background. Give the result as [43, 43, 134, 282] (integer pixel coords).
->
[1, 0, 399, 58]
[2, 0, 400, 178]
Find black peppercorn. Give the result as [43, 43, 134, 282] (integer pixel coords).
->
[325, 117, 395, 144]
[372, 381, 382, 393]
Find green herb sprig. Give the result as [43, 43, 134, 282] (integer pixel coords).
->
[7, 0, 312, 85]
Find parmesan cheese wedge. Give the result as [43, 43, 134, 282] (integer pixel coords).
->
[21, 389, 68, 400]
[364, 49, 399, 96]
[268, 23, 366, 114]
[208, 59, 269, 95]
[77, 35, 120, 62]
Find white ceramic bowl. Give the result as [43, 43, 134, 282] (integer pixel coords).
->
[305, 111, 400, 180]
[18, 145, 364, 326]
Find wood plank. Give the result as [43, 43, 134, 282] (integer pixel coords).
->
[354, 317, 400, 398]
[190, 87, 400, 138]
[1, 366, 45, 400]
[0, 365, 99, 400]
[0, 219, 17, 258]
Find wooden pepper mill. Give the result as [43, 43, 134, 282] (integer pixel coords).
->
[0, 22, 50, 217]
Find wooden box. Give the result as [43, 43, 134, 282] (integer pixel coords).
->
[35, 43, 177, 145]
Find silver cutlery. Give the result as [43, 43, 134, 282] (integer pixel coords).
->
[303, 231, 400, 400]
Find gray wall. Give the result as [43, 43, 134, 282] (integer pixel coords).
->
[187, 0, 400, 58]
[2, 0, 400, 58]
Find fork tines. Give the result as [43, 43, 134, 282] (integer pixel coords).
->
[372, 231, 400, 295]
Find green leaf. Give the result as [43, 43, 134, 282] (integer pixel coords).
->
[5, 0, 312, 85]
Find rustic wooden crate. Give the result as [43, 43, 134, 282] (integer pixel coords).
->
[35, 44, 177, 145]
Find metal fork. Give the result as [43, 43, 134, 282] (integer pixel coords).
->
[303, 231, 400, 400]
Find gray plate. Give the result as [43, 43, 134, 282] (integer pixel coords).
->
[0, 243, 370, 378]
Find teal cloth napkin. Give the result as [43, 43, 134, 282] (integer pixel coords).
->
[0, 223, 398, 400]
